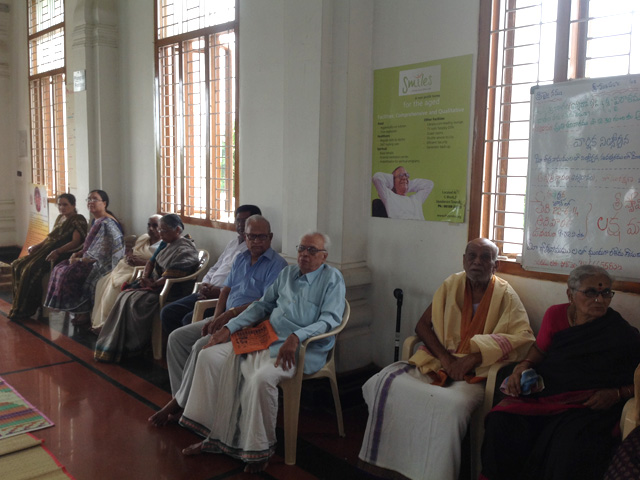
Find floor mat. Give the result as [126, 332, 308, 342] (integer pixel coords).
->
[0, 377, 54, 439]
[0, 433, 74, 479]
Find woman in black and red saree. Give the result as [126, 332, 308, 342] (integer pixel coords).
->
[480, 265, 640, 480]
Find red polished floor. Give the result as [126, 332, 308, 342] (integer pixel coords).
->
[0, 298, 372, 480]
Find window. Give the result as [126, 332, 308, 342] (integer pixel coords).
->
[28, 0, 67, 198]
[472, 0, 640, 258]
[155, 0, 238, 228]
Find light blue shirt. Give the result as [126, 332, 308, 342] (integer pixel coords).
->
[223, 248, 288, 310]
[227, 263, 346, 374]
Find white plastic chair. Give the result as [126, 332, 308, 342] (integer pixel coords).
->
[401, 335, 508, 480]
[190, 282, 220, 324]
[133, 249, 210, 359]
[279, 300, 351, 465]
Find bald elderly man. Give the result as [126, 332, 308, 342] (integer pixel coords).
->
[359, 238, 535, 480]
[372, 166, 434, 220]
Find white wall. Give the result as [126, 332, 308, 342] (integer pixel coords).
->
[366, 0, 483, 367]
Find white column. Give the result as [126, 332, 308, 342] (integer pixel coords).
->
[281, 0, 374, 371]
[68, 0, 122, 220]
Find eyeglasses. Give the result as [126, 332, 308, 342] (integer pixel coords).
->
[393, 173, 410, 179]
[86, 197, 103, 203]
[573, 288, 615, 299]
[246, 233, 269, 242]
[296, 245, 327, 255]
[147, 223, 159, 228]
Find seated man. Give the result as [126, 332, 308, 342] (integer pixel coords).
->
[372, 166, 434, 220]
[358, 238, 535, 480]
[91, 214, 162, 331]
[149, 214, 287, 426]
[160, 204, 261, 335]
[178, 232, 346, 473]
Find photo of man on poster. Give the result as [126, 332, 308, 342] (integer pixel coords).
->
[372, 166, 434, 220]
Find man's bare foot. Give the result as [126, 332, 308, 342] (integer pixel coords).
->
[148, 398, 182, 427]
[244, 461, 268, 473]
[182, 442, 203, 456]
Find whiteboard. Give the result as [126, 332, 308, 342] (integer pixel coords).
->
[523, 74, 640, 281]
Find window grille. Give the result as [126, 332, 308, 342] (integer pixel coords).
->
[156, 0, 238, 226]
[28, 0, 67, 198]
[475, 0, 640, 258]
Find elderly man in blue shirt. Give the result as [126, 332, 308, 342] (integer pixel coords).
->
[149, 215, 287, 427]
[178, 231, 346, 473]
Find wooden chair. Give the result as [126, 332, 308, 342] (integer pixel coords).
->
[133, 249, 210, 359]
[279, 300, 351, 465]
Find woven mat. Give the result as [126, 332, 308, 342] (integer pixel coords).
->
[0, 377, 54, 439]
[0, 433, 74, 480]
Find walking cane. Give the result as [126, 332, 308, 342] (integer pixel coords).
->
[393, 288, 403, 362]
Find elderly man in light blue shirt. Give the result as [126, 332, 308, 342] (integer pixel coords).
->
[178, 231, 346, 474]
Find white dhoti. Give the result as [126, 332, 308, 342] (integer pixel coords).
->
[179, 343, 296, 464]
[167, 320, 210, 405]
[358, 362, 484, 480]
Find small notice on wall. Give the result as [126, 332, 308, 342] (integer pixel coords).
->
[19, 184, 50, 258]
[371, 55, 472, 222]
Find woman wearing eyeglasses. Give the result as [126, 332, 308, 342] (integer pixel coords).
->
[44, 190, 125, 326]
[90, 214, 163, 331]
[480, 265, 640, 480]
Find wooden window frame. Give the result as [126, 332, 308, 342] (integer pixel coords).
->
[470, 0, 640, 293]
[28, 0, 67, 199]
[154, 1, 239, 231]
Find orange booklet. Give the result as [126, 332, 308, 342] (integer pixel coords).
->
[231, 320, 279, 354]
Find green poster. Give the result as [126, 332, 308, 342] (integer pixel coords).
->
[371, 54, 472, 222]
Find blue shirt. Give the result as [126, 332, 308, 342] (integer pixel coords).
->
[223, 247, 288, 310]
[227, 263, 346, 374]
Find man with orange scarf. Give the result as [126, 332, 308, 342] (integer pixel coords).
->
[358, 238, 534, 480]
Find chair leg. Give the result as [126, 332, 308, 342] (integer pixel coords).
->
[327, 374, 345, 437]
[281, 380, 303, 465]
[151, 311, 162, 360]
[469, 404, 484, 480]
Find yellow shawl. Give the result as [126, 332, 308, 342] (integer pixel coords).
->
[409, 272, 534, 380]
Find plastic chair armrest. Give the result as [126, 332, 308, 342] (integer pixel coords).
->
[192, 299, 219, 323]
[401, 335, 420, 361]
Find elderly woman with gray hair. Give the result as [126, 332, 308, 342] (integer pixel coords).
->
[95, 214, 199, 363]
[480, 265, 640, 480]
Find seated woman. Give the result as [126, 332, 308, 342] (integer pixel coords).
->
[90, 214, 162, 331]
[44, 190, 125, 326]
[94, 214, 199, 363]
[480, 265, 640, 480]
[9, 193, 88, 320]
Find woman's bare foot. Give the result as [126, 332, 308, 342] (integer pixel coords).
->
[244, 461, 269, 473]
[182, 441, 203, 456]
[148, 398, 182, 427]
